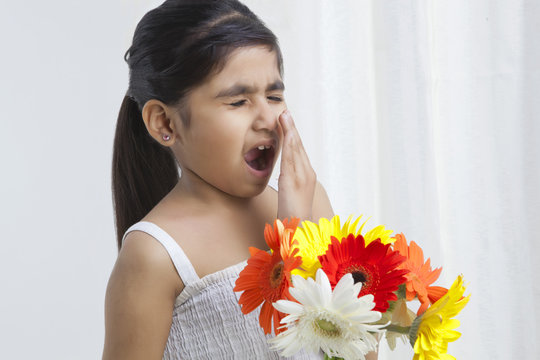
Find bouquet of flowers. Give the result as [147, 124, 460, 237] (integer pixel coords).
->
[234, 216, 470, 360]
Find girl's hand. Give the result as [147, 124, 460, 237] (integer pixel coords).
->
[277, 110, 317, 221]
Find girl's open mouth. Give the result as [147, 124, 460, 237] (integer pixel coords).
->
[244, 144, 276, 176]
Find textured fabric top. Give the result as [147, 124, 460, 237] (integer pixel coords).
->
[123, 221, 322, 360]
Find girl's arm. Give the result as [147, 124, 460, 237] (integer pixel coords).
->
[103, 231, 182, 360]
[312, 181, 334, 220]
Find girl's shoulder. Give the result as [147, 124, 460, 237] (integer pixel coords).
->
[133, 185, 276, 279]
[119, 227, 185, 293]
[104, 228, 182, 358]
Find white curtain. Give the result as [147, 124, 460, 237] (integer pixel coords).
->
[245, 0, 540, 359]
[0, 0, 538, 359]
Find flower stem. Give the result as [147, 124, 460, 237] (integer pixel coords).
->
[383, 324, 411, 335]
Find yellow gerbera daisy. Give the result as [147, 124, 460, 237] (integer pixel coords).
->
[291, 215, 394, 278]
[410, 275, 470, 360]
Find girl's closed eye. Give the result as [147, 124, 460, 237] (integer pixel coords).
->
[228, 99, 247, 107]
[228, 96, 283, 107]
[267, 95, 283, 102]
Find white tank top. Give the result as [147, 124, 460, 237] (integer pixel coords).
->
[122, 221, 322, 360]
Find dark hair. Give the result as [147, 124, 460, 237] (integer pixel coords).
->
[112, 0, 283, 249]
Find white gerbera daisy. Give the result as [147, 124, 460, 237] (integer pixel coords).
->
[269, 269, 384, 360]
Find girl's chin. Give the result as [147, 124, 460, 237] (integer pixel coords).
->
[226, 181, 270, 199]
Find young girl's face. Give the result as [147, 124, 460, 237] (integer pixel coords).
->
[174, 46, 286, 198]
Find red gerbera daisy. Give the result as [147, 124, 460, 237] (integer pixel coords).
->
[318, 234, 408, 312]
[234, 218, 302, 334]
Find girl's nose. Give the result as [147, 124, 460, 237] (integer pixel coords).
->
[253, 99, 279, 131]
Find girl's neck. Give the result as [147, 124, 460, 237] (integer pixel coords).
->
[172, 168, 257, 212]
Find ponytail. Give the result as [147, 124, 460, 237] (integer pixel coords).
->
[111, 96, 179, 249]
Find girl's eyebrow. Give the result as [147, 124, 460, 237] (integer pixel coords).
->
[215, 80, 285, 98]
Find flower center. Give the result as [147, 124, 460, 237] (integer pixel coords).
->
[314, 318, 341, 338]
[269, 262, 284, 288]
[343, 264, 372, 287]
[351, 271, 367, 284]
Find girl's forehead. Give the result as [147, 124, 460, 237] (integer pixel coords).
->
[205, 46, 282, 91]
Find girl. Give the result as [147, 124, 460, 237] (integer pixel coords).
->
[103, 1, 336, 359]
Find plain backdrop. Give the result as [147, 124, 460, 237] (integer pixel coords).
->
[1, 0, 539, 359]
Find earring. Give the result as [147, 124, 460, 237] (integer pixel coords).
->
[162, 134, 170, 141]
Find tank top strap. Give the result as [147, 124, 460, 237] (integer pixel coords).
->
[122, 221, 200, 286]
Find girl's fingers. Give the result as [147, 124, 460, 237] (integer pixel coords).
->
[279, 109, 295, 134]
[280, 110, 303, 151]
[279, 110, 311, 169]
[277, 110, 317, 220]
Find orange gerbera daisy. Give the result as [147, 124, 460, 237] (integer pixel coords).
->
[234, 218, 302, 334]
[393, 233, 447, 315]
[319, 234, 409, 312]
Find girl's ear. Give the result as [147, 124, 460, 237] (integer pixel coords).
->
[141, 99, 182, 146]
